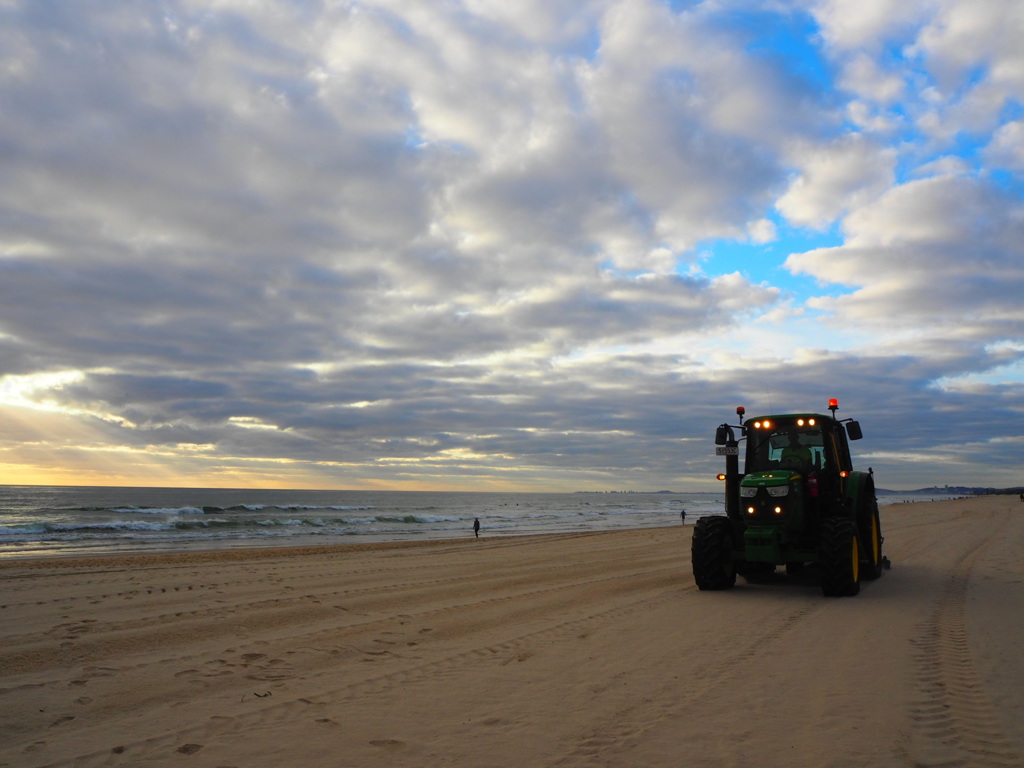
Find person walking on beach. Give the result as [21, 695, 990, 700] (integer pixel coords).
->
[473, 518, 481, 538]
[680, 508, 686, 523]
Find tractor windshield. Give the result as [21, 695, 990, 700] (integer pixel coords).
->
[746, 425, 827, 474]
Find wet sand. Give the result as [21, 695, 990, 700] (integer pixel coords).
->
[1, 495, 1022, 767]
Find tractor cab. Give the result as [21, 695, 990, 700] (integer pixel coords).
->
[737, 414, 854, 529]
[743, 413, 853, 476]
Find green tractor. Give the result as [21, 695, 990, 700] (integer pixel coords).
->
[692, 398, 886, 596]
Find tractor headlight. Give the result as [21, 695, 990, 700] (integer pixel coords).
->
[740, 486, 757, 497]
[767, 485, 789, 497]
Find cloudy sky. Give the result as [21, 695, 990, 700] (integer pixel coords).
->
[1, 0, 1022, 492]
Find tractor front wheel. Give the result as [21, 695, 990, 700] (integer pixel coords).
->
[692, 516, 736, 590]
[819, 518, 861, 597]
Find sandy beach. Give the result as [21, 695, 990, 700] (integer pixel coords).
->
[1, 495, 1022, 768]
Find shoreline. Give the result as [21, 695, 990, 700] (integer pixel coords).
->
[0, 492, 969, 565]
[2, 495, 1022, 767]
[0, 486, 708, 562]
[0, 527, 612, 570]
[0, 486, 967, 564]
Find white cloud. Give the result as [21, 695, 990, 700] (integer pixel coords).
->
[984, 120, 1024, 171]
[838, 53, 905, 104]
[776, 133, 896, 229]
[906, 0, 1024, 143]
[746, 218, 778, 244]
[845, 100, 903, 134]
[809, 0, 935, 51]
[909, 155, 972, 178]
[577, 0, 829, 256]
[462, 0, 611, 48]
[909, 0, 1024, 91]
[812, 0, 1024, 179]
[785, 175, 1024, 343]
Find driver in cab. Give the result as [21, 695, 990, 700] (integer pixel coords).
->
[779, 431, 811, 468]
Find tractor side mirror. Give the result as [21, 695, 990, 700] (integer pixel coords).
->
[715, 425, 730, 445]
[846, 420, 863, 441]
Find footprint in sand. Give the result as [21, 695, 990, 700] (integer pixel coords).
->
[369, 740, 406, 751]
[501, 651, 534, 666]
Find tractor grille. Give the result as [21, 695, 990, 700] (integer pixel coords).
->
[744, 526, 783, 560]
[746, 530, 777, 547]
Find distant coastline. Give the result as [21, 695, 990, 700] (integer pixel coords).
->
[574, 486, 1024, 496]
[573, 490, 683, 495]
[876, 486, 1024, 496]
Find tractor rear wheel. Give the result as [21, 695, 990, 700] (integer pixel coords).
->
[819, 518, 861, 597]
[692, 516, 736, 590]
[860, 506, 884, 581]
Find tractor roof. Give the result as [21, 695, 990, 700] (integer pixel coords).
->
[745, 413, 838, 425]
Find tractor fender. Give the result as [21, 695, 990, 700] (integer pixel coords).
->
[842, 471, 873, 518]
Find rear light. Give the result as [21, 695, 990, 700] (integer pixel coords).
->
[716, 473, 726, 481]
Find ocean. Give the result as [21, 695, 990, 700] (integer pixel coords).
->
[0, 485, 959, 560]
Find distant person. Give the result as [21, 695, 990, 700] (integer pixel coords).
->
[680, 508, 686, 523]
[473, 518, 481, 538]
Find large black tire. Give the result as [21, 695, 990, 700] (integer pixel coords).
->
[819, 518, 861, 597]
[859, 504, 884, 581]
[692, 516, 736, 590]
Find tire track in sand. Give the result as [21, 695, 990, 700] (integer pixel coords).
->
[545, 600, 821, 767]
[900, 526, 1021, 768]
